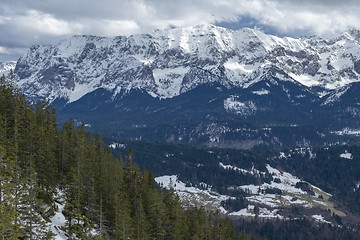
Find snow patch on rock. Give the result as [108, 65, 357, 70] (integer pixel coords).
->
[340, 151, 353, 159]
[224, 96, 257, 116]
[252, 89, 270, 95]
[109, 142, 126, 149]
[312, 214, 331, 224]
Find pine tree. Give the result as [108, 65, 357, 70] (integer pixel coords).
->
[94, 136, 111, 238]
[64, 166, 90, 239]
[33, 100, 58, 204]
[81, 134, 98, 226]
[162, 189, 185, 239]
[108, 159, 132, 239]
[142, 171, 166, 240]
[0, 146, 21, 239]
[18, 161, 54, 240]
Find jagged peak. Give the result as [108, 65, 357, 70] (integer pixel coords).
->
[0, 61, 16, 75]
[342, 29, 360, 42]
[322, 28, 360, 46]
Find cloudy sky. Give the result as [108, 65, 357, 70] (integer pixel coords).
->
[1, 0, 359, 61]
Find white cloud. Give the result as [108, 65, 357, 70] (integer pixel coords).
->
[208, 0, 360, 36]
[0, 45, 27, 61]
[3, 0, 360, 38]
[0, 46, 9, 54]
[81, 20, 141, 37]
[1, 0, 360, 60]
[16, 10, 82, 36]
[245, 0, 360, 36]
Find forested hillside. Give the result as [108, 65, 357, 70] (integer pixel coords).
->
[108, 139, 360, 239]
[0, 74, 247, 239]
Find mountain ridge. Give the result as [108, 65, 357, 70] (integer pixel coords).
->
[14, 24, 360, 104]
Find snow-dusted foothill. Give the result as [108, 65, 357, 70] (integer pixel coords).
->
[156, 164, 337, 221]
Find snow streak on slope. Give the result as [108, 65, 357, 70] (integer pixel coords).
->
[219, 162, 265, 177]
[229, 205, 284, 219]
[312, 214, 331, 224]
[50, 202, 67, 240]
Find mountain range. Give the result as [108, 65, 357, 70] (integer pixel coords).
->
[9, 24, 360, 149]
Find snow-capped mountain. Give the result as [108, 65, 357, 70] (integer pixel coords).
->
[15, 25, 360, 103]
[13, 25, 360, 149]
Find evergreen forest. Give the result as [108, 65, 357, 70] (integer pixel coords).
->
[0, 74, 249, 239]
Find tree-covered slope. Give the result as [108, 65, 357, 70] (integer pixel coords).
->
[0, 74, 246, 239]
[108, 139, 360, 239]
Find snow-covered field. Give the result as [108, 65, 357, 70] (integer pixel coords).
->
[155, 175, 231, 213]
[156, 163, 336, 223]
